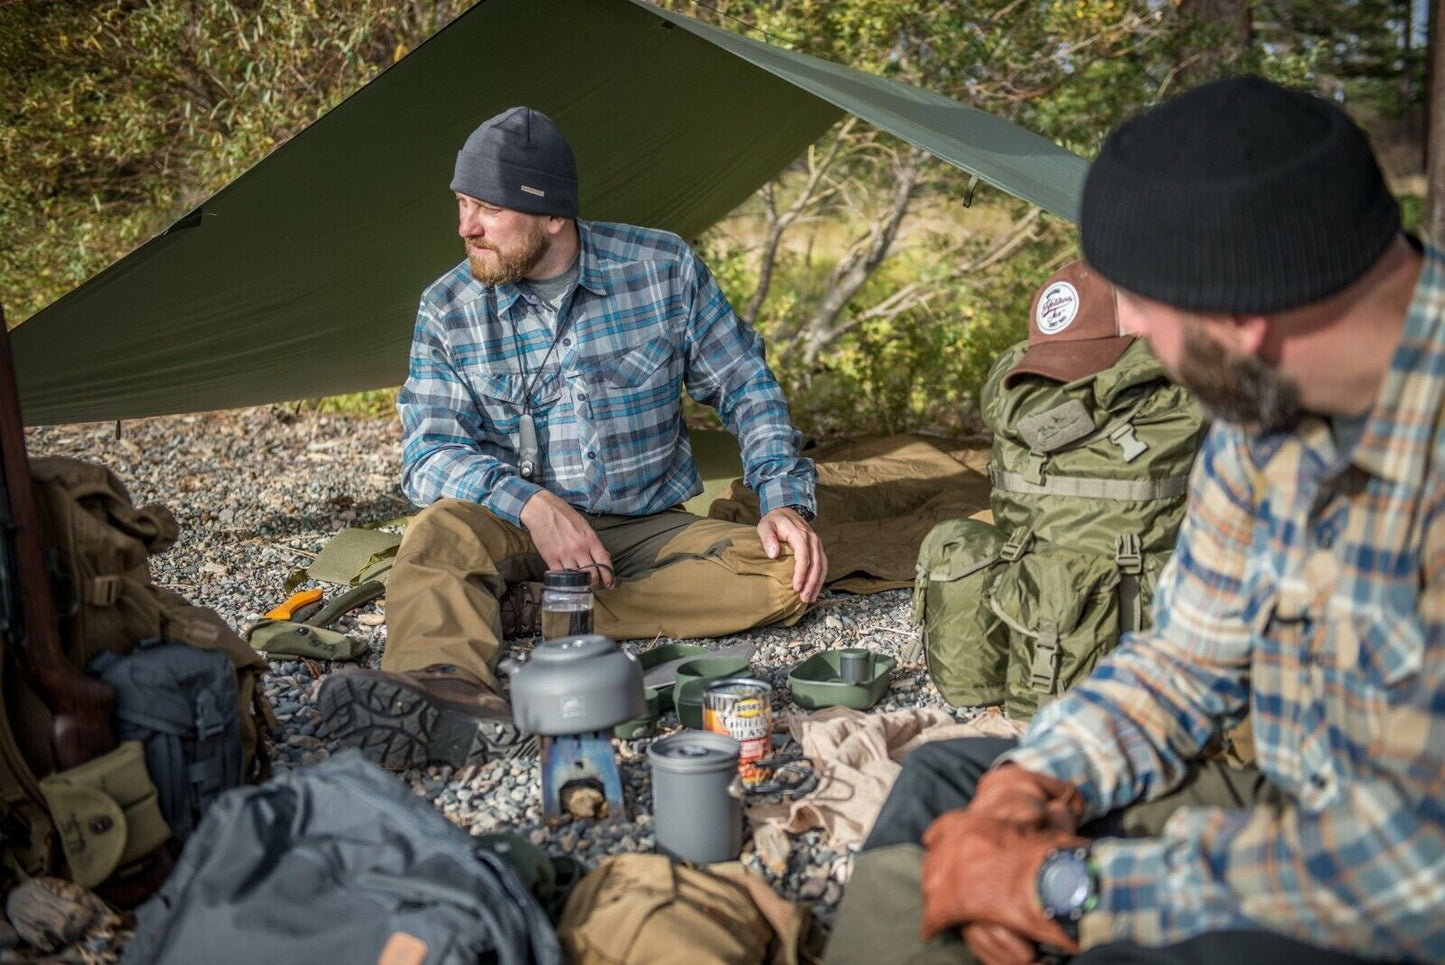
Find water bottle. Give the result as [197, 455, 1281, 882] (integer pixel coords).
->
[541, 569, 594, 641]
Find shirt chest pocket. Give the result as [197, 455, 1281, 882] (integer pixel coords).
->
[580, 336, 677, 390]
[466, 369, 563, 438]
[1338, 601, 1425, 691]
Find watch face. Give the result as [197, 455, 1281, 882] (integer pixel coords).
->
[1039, 851, 1092, 915]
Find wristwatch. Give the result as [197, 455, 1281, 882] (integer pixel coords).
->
[1036, 846, 1098, 940]
[786, 504, 816, 522]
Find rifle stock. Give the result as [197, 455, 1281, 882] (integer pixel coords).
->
[0, 305, 116, 771]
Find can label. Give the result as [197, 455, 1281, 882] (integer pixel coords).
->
[702, 678, 772, 788]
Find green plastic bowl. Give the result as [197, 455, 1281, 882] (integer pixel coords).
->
[636, 642, 708, 712]
[674, 656, 753, 728]
[787, 649, 895, 710]
[613, 687, 661, 740]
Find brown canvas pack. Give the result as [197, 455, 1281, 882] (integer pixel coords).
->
[25, 457, 274, 780]
[558, 854, 775, 965]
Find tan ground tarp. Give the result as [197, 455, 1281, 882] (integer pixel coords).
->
[707, 435, 994, 593]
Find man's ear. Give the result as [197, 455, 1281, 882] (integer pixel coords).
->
[545, 215, 569, 236]
[1222, 313, 1270, 356]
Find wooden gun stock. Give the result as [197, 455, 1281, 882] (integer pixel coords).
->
[0, 306, 116, 771]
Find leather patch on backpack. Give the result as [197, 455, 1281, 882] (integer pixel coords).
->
[378, 932, 428, 965]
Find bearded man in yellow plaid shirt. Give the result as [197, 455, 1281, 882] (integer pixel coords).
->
[829, 77, 1443, 965]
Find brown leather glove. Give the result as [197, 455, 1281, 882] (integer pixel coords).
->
[969, 763, 1086, 833]
[920, 810, 1088, 956]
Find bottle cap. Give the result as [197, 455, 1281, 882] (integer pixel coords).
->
[544, 569, 591, 589]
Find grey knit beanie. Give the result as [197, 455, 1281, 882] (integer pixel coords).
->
[451, 107, 579, 218]
[1081, 76, 1399, 314]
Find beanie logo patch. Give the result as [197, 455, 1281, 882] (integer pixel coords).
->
[520, 185, 546, 198]
[1036, 282, 1080, 335]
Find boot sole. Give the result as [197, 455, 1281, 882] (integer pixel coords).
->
[317, 673, 537, 771]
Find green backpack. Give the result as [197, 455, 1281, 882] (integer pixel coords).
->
[913, 339, 1205, 719]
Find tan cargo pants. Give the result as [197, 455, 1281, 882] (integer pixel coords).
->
[382, 499, 807, 686]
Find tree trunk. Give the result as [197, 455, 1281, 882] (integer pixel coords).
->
[797, 149, 923, 367]
[1428, 0, 1445, 240]
[1176, 0, 1254, 85]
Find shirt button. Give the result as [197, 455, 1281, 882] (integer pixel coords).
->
[586, 450, 596, 460]
[577, 391, 587, 400]
[1310, 773, 1328, 789]
[562, 337, 572, 347]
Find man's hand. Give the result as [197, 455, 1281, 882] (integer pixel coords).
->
[757, 508, 827, 604]
[519, 490, 615, 588]
[970, 764, 1084, 833]
[919, 810, 1086, 960]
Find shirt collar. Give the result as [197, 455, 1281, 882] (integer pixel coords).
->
[1345, 234, 1442, 486]
[1246, 235, 1442, 489]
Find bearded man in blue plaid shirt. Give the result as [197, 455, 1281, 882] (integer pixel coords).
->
[827, 78, 1445, 965]
[320, 107, 826, 769]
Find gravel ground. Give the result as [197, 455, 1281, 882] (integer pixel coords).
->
[24, 405, 978, 954]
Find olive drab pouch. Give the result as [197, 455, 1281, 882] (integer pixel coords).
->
[986, 533, 1164, 719]
[38, 741, 170, 889]
[557, 853, 774, 965]
[89, 639, 242, 845]
[909, 520, 1011, 707]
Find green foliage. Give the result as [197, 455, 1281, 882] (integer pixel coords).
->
[0, 0, 470, 324]
[4, 0, 1426, 440]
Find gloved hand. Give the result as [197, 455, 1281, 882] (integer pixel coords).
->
[970, 763, 1085, 833]
[920, 810, 1088, 964]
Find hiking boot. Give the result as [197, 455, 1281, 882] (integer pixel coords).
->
[318, 664, 537, 770]
[498, 581, 544, 638]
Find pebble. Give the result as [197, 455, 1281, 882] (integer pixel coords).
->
[27, 407, 992, 955]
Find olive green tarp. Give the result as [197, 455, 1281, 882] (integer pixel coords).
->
[14, 0, 1087, 427]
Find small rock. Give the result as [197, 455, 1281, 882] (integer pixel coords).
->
[357, 613, 386, 627]
[199, 561, 231, 577]
[5, 878, 110, 953]
[797, 870, 829, 901]
[753, 824, 792, 876]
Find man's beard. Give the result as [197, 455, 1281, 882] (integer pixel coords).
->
[466, 221, 548, 286]
[1176, 326, 1302, 431]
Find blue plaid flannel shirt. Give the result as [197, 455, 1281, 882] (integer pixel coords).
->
[1003, 237, 1445, 960]
[398, 220, 815, 524]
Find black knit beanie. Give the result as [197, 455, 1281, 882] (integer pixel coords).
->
[1081, 76, 1400, 313]
[451, 107, 579, 218]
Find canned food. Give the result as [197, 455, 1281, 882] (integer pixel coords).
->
[702, 677, 773, 788]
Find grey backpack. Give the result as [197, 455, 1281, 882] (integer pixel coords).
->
[89, 638, 242, 844]
[123, 751, 563, 965]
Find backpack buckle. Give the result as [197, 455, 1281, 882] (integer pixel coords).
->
[85, 575, 124, 607]
[1114, 533, 1142, 574]
[1000, 529, 1033, 562]
[1107, 423, 1148, 462]
[1029, 623, 1060, 693]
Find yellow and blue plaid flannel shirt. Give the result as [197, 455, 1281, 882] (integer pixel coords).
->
[1004, 237, 1445, 960]
[398, 220, 815, 523]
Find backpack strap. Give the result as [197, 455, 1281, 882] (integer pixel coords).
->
[989, 468, 1190, 502]
[1028, 621, 1061, 695]
[1115, 534, 1144, 635]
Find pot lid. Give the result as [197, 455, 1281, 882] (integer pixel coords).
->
[528, 634, 621, 665]
[647, 731, 740, 773]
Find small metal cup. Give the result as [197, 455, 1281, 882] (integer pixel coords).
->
[837, 649, 873, 683]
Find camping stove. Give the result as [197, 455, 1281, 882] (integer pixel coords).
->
[539, 731, 626, 823]
[497, 634, 646, 825]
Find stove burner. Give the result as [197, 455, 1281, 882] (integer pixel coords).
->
[539, 731, 626, 824]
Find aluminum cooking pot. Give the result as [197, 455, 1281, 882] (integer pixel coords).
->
[498, 634, 645, 736]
